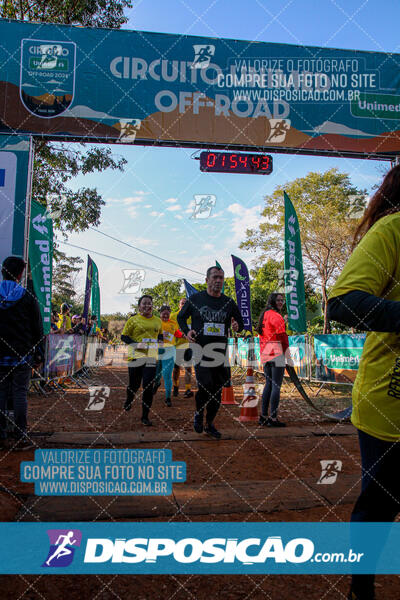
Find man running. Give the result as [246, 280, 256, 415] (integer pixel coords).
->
[177, 266, 244, 438]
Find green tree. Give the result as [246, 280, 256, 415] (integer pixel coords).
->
[140, 280, 186, 313]
[1, 0, 132, 29]
[33, 143, 126, 235]
[240, 169, 367, 333]
[52, 251, 83, 311]
[249, 259, 320, 327]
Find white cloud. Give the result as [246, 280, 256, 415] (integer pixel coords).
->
[127, 206, 138, 218]
[166, 197, 178, 204]
[123, 196, 145, 205]
[171, 228, 178, 232]
[176, 215, 183, 220]
[166, 204, 182, 211]
[204, 243, 214, 250]
[106, 196, 145, 205]
[227, 203, 264, 243]
[150, 211, 164, 217]
[144, 204, 152, 209]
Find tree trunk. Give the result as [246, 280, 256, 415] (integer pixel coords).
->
[322, 283, 331, 334]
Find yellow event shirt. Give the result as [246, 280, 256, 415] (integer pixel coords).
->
[57, 314, 71, 331]
[161, 319, 181, 347]
[122, 314, 162, 360]
[329, 213, 400, 442]
[170, 310, 190, 349]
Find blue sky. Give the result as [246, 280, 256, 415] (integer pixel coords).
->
[62, 0, 400, 313]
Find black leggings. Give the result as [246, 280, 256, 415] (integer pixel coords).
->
[194, 364, 230, 424]
[350, 429, 400, 597]
[127, 362, 157, 419]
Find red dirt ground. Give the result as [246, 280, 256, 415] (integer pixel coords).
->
[0, 365, 398, 599]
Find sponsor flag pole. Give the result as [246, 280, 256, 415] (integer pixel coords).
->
[91, 259, 101, 327]
[284, 192, 306, 333]
[82, 255, 93, 322]
[28, 200, 53, 334]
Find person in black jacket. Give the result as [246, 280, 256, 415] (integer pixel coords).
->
[177, 266, 244, 439]
[0, 256, 44, 450]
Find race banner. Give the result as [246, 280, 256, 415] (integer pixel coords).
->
[231, 255, 252, 333]
[82, 255, 93, 321]
[1, 21, 400, 157]
[284, 192, 306, 333]
[45, 334, 75, 379]
[288, 334, 309, 378]
[313, 334, 366, 383]
[73, 335, 85, 372]
[0, 134, 32, 277]
[91, 259, 101, 326]
[29, 200, 53, 334]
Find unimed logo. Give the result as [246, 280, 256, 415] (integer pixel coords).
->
[83, 536, 314, 564]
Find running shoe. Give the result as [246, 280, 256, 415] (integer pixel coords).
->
[165, 398, 172, 407]
[173, 386, 179, 397]
[204, 423, 222, 439]
[141, 417, 152, 426]
[184, 390, 194, 398]
[193, 413, 203, 433]
[258, 416, 270, 426]
[268, 419, 286, 428]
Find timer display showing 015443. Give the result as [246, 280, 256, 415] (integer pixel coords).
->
[200, 151, 273, 175]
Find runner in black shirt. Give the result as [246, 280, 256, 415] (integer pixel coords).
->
[177, 266, 244, 438]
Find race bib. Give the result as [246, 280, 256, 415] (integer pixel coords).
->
[203, 322, 225, 336]
[163, 331, 174, 342]
[137, 338, 157, 349]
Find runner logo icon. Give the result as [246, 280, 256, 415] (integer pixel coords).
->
[42, 529, 82, 567]
[317, 460, 342, 485]
[191, 45, 215, 68]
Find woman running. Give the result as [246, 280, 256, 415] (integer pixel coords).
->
[257, 292, 289, 427]
[121, 295, 162, 426]
[154, 305, 183, 406]
[328, 164, 400, 600]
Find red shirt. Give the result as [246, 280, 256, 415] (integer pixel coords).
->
[259, 310, 289, 363]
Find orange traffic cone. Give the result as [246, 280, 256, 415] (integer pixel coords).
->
[237, 367, 259, 422]
[221, 382, 238, 405]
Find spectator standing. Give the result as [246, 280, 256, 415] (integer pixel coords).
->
[257, 293, 289, 427]
[57, 303, 71, 332]
[0, 256, 44, 449]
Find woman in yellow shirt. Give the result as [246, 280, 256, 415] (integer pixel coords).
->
[121, 295, 162, 426]
[328, 164, 400, 600]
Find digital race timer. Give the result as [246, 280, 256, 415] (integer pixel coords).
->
[200, 151, 273, 175]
